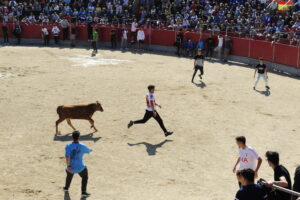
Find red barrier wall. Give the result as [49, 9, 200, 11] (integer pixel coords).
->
[0, 23, 299, 69]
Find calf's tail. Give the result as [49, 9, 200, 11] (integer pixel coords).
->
[57, 106, 63, 117]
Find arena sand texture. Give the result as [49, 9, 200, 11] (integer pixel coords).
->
[0, 46, 299, 200]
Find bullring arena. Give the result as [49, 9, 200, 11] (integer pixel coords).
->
[0, 45, 300, 200]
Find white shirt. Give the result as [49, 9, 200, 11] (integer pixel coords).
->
[137, 30, 145, 41]
[146, 92, 156, 111]
[42, 28, 49, 35]
[218, 36, 223, 47]
[131, 22, 138, 32]
[238, 146, 260, 170]
[52, 26, 60, 35]
[122, 29, 128, 39]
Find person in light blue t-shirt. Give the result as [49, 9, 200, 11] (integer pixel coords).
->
[63, 131, 92, 198]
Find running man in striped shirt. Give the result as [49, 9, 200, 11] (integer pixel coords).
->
[128, 85, 173, 137]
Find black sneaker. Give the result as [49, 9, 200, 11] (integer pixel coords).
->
[63, 187, 68, 192]
[253, 86, 256, 90]
[266, 86, 270, 90]
[128, 121, 134, 129]
[81, 192, 91, 197]
[165, 132, 173, 137]
[199, 75, 202, 80]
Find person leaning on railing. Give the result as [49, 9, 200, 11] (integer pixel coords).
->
[263, 151, 292, 200]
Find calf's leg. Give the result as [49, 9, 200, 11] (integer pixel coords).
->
[88, 118, 97, 132]
[56, 118, 65, 134]
[66, 119, 76, 131]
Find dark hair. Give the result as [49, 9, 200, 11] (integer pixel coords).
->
[259, 57, 264, 61]
[237, 168, 255, 183]
[265, 151, 279, 166]
[72, 131, 80, 141]
[236, 136, 246, 144]
[148, 85, 155, 91]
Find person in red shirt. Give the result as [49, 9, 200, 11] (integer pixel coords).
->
[128, 85, 173, 137]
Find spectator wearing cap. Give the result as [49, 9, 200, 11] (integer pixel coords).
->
[264, 151, 292, 200]
[63, 131, 92, 198]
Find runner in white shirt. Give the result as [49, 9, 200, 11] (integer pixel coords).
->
[233, 136, 262, 187]
[128, 85, 173, 137]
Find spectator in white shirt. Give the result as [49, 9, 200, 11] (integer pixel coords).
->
[137, 27, 145, 49]
[121, 25, 128, 50]
[52, 25, 60, 44]
[233, 136, 262, 187]
[130, 19, 138, 44]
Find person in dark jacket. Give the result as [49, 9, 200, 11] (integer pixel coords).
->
[223, 35, 232, 62]
[2, 21, 9, 44]
[13, 22, 21, 45]
[206, 33, 215, 59]
[292, 166, 300, 200]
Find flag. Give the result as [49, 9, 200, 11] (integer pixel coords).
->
[278, 0, 293, 12]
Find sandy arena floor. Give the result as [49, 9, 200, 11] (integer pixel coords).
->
[0, 46, 300, 200]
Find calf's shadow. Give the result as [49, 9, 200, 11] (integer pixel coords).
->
[54, 132, 101, 143]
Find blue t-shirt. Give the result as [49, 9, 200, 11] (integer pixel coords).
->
[65, 142, 91, 173]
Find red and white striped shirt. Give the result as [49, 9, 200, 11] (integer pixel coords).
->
[146, 92, 158, 111]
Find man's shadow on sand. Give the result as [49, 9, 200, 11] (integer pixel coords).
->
[54, 132, 101, 143]
[254, 88, 271, 96]
[193, 81, 206, 88]
[128, 139, 173, 156]
[64, 191, 88, 200]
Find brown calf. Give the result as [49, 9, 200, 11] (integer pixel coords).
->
[56, 101, 104, 134]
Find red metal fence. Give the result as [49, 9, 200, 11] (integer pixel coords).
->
[0, 23, 299, 69]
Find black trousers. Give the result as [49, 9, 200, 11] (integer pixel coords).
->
[62, 28, 68, 40]
[54, 36, 59, 44]
[134, 110, 167, 133]
[206, 47, 213, 58]
[192, 65, 203, 82]
[111, 36, 117, 48]
[65, 167, 88, 193]
[44, 35, 50, 45]
[92, 41, 97, 52]
[15, 33, 21, 44]
[3, 31, 9, 43]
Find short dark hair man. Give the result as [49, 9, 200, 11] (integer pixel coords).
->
[253, 58, 270, 90]
[264, 151, 292, 200]
[235, 168, 268, 200]
[191, 49, 205, 83]
[64, 131, 92, 198]
[128, 85, 173, 137]
[233, 136, 262, 185]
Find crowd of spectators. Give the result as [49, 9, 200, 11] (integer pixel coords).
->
[1, 0, 300, 41]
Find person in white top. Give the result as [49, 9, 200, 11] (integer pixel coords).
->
[52, 25, 60, 44]
[41, 26, 50, 46]
[121, 25, 128, 50]
[215, 34, 223, 59]
[233, 136, 262, 187]
[137, 27, 145, 49]
[130, 19, 138, 44]
[128, 85, 173, 137]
